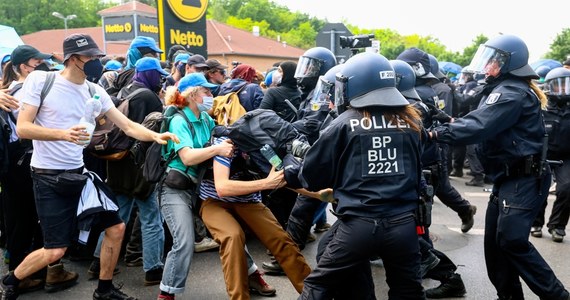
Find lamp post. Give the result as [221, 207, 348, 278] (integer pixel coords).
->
[52, 12, 77, 36]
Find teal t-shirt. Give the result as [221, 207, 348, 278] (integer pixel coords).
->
[165, 107, 216, 178]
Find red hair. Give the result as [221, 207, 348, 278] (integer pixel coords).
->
[231, 64, 256, 82]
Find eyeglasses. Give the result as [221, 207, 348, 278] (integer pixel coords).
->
[218, 69, 227, 76]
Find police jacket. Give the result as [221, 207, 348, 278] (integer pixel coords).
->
[433, 76, 545, 181]
[299, 108, 423, 218]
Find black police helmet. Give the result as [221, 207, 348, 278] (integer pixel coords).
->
[311, 64, 344, 107]
[396, 47, 437, 79]
[390, 59, 421, 101]
[428, 54, 445, 79]
[335, 52, 408, 109]
[544, 67, 570, 101]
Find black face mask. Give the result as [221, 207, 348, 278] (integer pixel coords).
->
[76, 58, 103, 83]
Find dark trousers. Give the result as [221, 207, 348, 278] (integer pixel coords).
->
[432, 145, 471, 216]
[452, 145, 466, 171]
[485, 174, 568, 299]
[419, 230, 457, 281]
[300, 213, 425, 300]
[466, 144, 484, 176]
[287, 194, 323, 249]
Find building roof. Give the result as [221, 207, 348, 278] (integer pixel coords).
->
[98, 1, 156, 17]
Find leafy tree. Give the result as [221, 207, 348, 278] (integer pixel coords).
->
[545, 28, 570, 62]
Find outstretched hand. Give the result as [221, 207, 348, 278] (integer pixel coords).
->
[155, 132, 179, 144]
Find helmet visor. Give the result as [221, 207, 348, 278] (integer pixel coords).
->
[295, 56, 322, 79]
[310, 76, 334, 109]
[466, 44, 509, 77]
[546, 76, 570, 96]
[334, 74, 348, 108]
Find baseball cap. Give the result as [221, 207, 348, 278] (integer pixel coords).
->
[130, 36, 163, 54]
[187, 54, 208, 68]
[206, 59, 228, 71]
[174, 53, 190, 65]
[11, 45, 52, 66]
[135, 57, 169, 76]
[63, 34, 105, 62]
[178, 72, 218, 92]
[1, 54, 11, 64]
[104, 60, 122, 71]
[397, 47, 437, 79]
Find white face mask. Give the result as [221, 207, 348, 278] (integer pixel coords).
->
[197, 96, 214, 112]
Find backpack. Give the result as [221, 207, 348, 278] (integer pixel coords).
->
[141, 105, 195, 184]
[212, 86, 247, 126]
[544, 103, 570, 159]
[86, 86, 148, 161]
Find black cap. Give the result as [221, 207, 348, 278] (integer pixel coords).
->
[11, 45, 52, 66]
[187, 54, 208, 68]
[63, 34, 105, 62]
[205, 59, 228, 70]
[397, 47, 437, 79]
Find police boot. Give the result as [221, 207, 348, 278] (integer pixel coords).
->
[44, 263, 79, 293]
[425, 273, 466, 298]
[465, 175, 484, 187]
[449, 169, 463, 177]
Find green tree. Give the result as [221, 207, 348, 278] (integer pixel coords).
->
[545, 28, 570, 62]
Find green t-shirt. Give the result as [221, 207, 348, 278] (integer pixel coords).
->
[165, 107, 216, 178]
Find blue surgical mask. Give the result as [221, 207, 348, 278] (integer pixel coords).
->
[197, 96, 214, 112]
[83, 59, 104, 83]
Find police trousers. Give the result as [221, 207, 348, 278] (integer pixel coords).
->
[485, 173, 569, 299]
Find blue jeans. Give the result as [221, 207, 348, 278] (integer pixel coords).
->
[94, 190, 164, 272]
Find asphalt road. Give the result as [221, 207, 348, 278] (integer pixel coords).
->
[3, 173, 570, 300]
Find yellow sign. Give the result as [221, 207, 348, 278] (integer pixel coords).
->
[166, 0, 208, 23]
[104, 23, 133, 33]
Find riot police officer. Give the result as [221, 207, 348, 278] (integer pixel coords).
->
[431, 34, 569, 300]
[298, 52, 425, 299]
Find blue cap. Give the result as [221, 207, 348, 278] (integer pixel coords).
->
[135, 57, 169, 76]
[1, 54, 11, 64]
[130, 36, 163, 53]
[178, 73, 218, 92]
[174, 53, 190, 65]
[104, 60, 122, 71]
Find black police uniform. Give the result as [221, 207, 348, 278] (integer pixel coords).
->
[433, 76, 569, 299]
[298, 107, 425, 299]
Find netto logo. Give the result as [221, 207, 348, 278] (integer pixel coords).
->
[167, 0, 208, 23]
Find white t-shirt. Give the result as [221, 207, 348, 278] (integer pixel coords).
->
[21, 71, 114, 169]
[6, 81, 23, 142]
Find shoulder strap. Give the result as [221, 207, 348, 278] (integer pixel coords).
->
[39, 72, 56, 110]
[86, 81, 97, 97]
[8, 82, 23, 96]
[175, 109, 196, 137]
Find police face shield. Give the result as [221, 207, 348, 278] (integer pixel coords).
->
[310, 76, 334, 110]
[466, 45, 509, 78]
[294, 56, 322, 79]
[334, 74, 348, 111]
[546, 76, 570, 96]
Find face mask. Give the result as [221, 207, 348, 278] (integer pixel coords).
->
[83, 59, 103, 83]
[34, 62, 51, 72]
[197, 95, 214, 112]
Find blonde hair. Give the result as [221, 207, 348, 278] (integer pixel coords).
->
[164, 85, 201, 108]
[529, 80, 548, 109]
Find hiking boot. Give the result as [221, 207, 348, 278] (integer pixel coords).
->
[261, 260, 285, 275]
[530, 226, 543, 238]
[465, 176, 485, 187]
[93, 283, 137, 300]
[420, 251, 440, 278]
[88, 259, 121, 280]
[18, 277, 44, 294]
[459, 205, 477, 233]
[425, 273, 466, 298]
[314, 222, 332, 233]
[248, 270, 276, 296]
[549, 228, 565, 243]
[144, 268, 163, 286]
[306, 233, 316, 243]
[125, 256, 143, 267]
[194, 237, 219, 253]
[449, 169, 463, 177]
[45, 262, 79, 293]
[0, 275, 19, 300]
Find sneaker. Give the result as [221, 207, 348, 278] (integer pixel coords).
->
[194, 237, 219, 253]
[0, 275, 19, 300]
[549, 228, 565, 243]
[93, 284, 137, 300]
[144, 268, 163, 286]
[125, 256, 143, 267]
[88, 259, 121, 280]
[248, 270, 276, 296]
[530, 226, 543, 238]
[314, 222, 331, 233]
[45, 262, 79, 293]
[261, 259, 285, 275]
[157, 294, 175, 300]
[425, 273, 466, 298]
[465, 176, 485, 187]
[306, 233, 316, 243]
[459, 205, 477, 233]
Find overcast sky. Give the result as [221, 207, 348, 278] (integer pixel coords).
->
[273, 0, 570, 63]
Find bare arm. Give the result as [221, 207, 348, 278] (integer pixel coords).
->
[17, 103, 89, 143]
[177, 139, 234, 166]
[292, 187, 336, 203]
[105, 106, 179, 144]
[214, 162, 286, 198]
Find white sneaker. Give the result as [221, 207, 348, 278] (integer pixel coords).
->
[194, 237, 219, 253]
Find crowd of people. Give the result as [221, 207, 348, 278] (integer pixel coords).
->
[0, 31, 569, 300]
